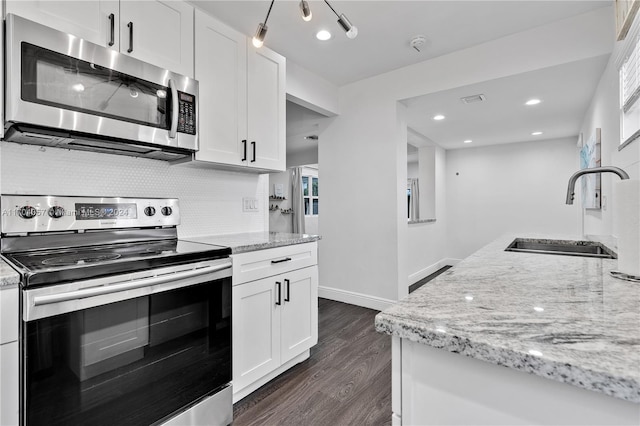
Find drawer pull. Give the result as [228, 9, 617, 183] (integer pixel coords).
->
[271, 257, 292, 264]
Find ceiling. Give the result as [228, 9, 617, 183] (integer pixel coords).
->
[403, 54, 611, 150]
[191, 0, 610, 86]
[190, 1, 614, 154]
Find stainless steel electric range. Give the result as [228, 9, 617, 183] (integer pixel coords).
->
[1, 195, 233, 426]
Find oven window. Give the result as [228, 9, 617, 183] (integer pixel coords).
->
[21, 42, 171, 130]
[24, 278, 231, 426]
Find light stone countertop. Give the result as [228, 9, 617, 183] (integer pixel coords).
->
[375, 234, 640, 403]
[0, 257, 20, 288]
[183, 232, 321, 254]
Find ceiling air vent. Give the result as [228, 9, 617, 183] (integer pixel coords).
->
[460, 94, 486, 104]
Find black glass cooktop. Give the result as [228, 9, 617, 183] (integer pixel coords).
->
[3, 240, 230, 288]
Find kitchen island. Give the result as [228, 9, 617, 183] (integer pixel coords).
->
[375, 235, 640, 425]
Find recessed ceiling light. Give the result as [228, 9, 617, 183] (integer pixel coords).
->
[525, 98, 542, 106]
[463, 139, 472, 144]
[316, 30, 331, 41]
[433, 114, 445, 121]
[531, 131, 543, 136]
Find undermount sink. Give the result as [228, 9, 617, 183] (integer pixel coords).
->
[505, 238, 617, 259]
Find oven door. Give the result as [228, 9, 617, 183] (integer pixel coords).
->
[21, 258, 232, 426]
[5, 13, 198, 152]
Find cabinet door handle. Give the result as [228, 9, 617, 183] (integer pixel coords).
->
[271, 257, 292, 264]
[284, 279, 290, 302]
[251, 141, 256, 163]
[275, 281, 281, 306]
[127, 22, 134, 53]
[241, 139, 247, 161]
[108, 13, 115, 46]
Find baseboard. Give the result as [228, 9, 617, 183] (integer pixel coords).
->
[408, 258, 461, 286]
[318, 286, 396, 311]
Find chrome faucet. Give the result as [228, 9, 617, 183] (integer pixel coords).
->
[565, 166, 630, 204]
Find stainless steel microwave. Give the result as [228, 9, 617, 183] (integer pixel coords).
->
[4, 14, 198, 162]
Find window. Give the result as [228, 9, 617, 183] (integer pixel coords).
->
[620, 35, 640, 145]
[303, 175, 318, 216]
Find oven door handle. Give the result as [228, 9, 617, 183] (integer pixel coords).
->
[32, 261, 231, 306]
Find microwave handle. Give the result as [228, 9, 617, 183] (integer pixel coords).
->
[169, 79, 179, 139]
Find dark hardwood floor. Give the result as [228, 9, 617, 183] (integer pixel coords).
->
[232, 298, 392, 425]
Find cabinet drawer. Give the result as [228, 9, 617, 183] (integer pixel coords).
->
[232, 242, 317, 285]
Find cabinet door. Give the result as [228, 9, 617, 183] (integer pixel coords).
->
[5, 0, 119, 49]
[120, 0, 194, 77]
[194, 10, 247, 166]
[232, 277, 281, 392]
[247, 42, 286, 172]
[0, 341, 19, 426]
[0, 287, 18, 345]
[280, 266, 318, 364]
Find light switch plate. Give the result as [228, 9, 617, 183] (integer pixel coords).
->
[242, 197, 259, 212]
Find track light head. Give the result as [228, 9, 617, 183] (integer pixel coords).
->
[252, 22, 268, 48]
[337, 13, 358, 39]
[300, 0, 312, 21]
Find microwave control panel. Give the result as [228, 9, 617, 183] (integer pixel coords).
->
[177, 92, 196, 135]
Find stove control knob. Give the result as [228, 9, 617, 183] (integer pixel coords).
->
[48, 206, 65, 219]
[18, 206, 37, 219]
[144, 206, 156, 217]
[161, 206, 173, 216]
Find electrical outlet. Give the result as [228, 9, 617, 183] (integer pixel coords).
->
[242, 197, 259, 212]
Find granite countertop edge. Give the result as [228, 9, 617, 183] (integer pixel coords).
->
[375, 233, 640, 403]
[0, 258, 20, 288]
[183, 232, 321, 254]
[230, 234, 321, 254]
[375, 311, 640, 403]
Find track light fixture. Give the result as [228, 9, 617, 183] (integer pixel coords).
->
[252, 0, 275, 48]
[253, 0, 357, 48]
[324, 0, 358, 39]
[300, 0, 312, 22]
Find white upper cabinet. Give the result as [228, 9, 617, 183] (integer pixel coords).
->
[5, 0, 194, 77]
[194, 10, 286, 172]
[119, 0, 194, 77]
[6, 0, 120, 48]
[247, 43, 286, 171]
[194, 10, 247, 166]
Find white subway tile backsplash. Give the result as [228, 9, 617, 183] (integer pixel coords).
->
[0, 143, 268, 237]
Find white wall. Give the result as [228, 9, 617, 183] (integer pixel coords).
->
[319, 8, 613, 309]
[0, 144, 268, 238]
[268, 165, 319, 235]
[407, 162, 419, 179]
[268, 169, 293, 233]
[286, 61, 339, 116]
[407, 146, 447, 284]
[287, 149, 318, 168]
[446, 138, 579, 259]
[579, 51, 640, 238]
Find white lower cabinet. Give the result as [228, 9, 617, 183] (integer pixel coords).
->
[0, 341, 19, 426]
[232, 244, 318, 401]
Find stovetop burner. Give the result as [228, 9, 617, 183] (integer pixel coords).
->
[41, 253, 122, 266]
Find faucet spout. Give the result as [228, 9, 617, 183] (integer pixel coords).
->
[565, 166, 630, 205]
